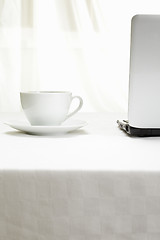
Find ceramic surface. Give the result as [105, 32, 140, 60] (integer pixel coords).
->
[4, 119, 87, 135]
[20, 91, 83, 126]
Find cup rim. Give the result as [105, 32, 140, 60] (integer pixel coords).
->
[20, 91, 72, 95]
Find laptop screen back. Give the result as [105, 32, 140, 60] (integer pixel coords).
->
[128, 15, 160, 128]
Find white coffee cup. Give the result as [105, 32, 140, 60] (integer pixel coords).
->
[20, 91, 83, 126]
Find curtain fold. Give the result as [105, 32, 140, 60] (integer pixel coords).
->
[0, 0, 21, 111]
[36, 0, 119, 112]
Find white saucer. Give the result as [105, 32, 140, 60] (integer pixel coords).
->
[4, 119, 87, 135]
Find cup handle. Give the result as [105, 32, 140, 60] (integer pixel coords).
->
[65, 96, 83, 120]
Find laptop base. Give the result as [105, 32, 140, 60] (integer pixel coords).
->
[117, 120, 160, 137]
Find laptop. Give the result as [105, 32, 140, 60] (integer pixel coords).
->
[117, 15, 160, 136]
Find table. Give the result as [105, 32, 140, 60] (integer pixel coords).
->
[0, 112, 160, 170]
[1, 112, 160, 240]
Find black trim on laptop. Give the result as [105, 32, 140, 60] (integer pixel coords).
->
[117, 120, 160, 137]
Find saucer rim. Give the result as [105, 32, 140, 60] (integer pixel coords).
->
[4, 119, 87, 135]
[4, 119, 87, 129]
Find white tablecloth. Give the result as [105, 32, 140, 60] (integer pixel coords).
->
[1, 112, 160, 240]
[0, 112, 160, 170]
[1, 171, 160, 240]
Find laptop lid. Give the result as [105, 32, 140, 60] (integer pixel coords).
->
[128, 15, 160, 128]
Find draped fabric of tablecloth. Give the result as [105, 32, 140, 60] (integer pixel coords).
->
[1, 112, 160, 240]
[1, 170, 160, 240]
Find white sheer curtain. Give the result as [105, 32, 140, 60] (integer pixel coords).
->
[0, 0, 38, 112]
[0, 0, 160, 112]
[36, 0, 115, 112]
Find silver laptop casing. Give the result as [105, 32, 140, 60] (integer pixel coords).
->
[128, 15, 160, 129]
